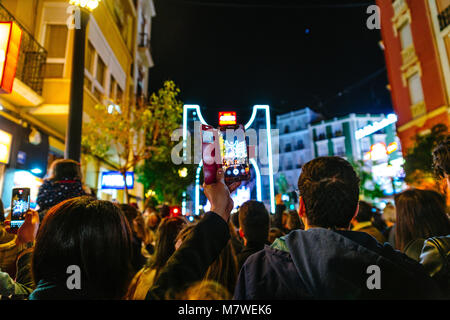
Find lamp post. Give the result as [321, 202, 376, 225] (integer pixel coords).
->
[65, 0, 100, 161]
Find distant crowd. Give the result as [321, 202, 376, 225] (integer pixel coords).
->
[0, 137, 449, 300]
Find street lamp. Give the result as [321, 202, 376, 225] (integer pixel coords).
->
[65, 0, 100, 161]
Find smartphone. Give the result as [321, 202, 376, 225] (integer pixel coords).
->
[201, 124, 222, 185]
[219, 124, 251, 184]
[10, 188, 30, 232]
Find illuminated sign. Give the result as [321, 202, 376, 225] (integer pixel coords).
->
[0, 129, 12, 164]
[219, 111, 237, 126]
[355, 114, 398, 140]
[100, 171, 134, 189]
[0, 22, 22, 94]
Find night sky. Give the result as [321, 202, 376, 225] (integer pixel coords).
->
[148, 0, 393, 126]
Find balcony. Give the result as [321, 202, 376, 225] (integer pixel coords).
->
[438, 5, 450, 31]
[138, 32, 154, 68]
[0, 3, 47, 97]
[401, 45, 417, 68]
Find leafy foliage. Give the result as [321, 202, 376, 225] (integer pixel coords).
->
[82, 80, 184, 203]
[403, 124, 448, 185]
[351, 160, 385, 200]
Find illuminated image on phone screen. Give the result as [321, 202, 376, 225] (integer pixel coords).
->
[219, 129, 250, 180]
[11, 189, 30, 229]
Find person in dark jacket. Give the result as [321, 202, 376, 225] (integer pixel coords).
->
[36, 159, 88, 215]
[237, 200, 270, 269]
[234, 157, 442, 300]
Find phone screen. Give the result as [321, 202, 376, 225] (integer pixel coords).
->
[10, 188, 30, 230]
[219, 125, 250, 182]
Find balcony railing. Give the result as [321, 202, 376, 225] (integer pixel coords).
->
[0, 3, 47, 95]
[438, 6, 450, 31]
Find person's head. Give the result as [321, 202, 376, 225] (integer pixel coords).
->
[287, 209, 304, 230]
[268, 227, 283, 244]
[433, 137, 450, 187]
[32, 197, 133, 299]
[48, 159, 82, 181]
[120, 204, 146, 241]
[395, 189, 450, 252]
[151, 216, 187, 275]
[382, 203, 396, 226]
[353, 201, 374, 224]
[238, 200, 270, 245]
[147, 212, 161, 229]
[159, 205, 170, 219]
[297, 157, 360, 229]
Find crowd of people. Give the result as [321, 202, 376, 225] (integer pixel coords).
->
[0, 138, 449, 300]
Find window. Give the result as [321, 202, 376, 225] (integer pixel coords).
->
[86, 42, 95, 74]
[399, 23, 413, 50]
[96, 57, 106, 87]
[44, 24, 68, 78]
[110, 77, 117, 100]
[84, 76, 92, 91]
[408, 73, 424, 105]
[317, 143, 328, 157]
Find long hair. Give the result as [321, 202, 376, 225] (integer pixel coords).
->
[395, 189, 450, 251]
[150, 216, 187, 280]
[47, 159, 82, 181]
[32, 197, 134, 299]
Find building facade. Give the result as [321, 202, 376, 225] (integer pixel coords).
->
[275, 108, 321, 191]
[0, 0, 156, 208]
[377, 0, 450, 153]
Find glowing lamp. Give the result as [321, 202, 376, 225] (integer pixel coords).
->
[0, 129, 12, 164]
[69, 0, 101, 11]
[219, 111, 237, 126]
[31, 168, 42, 175]
[0, 22, 22, 94]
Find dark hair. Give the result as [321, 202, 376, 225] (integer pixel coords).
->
[151, 216, 187, 279]
[119, 203, 139, 227]
[395, 189, 450, 251]
[433, 137, 450, 178]
[298, 157, 360, 229]
[32, 197, 133, 299]
[355, 201, 374, 223]
[231, 211, 240, 229]
[48, 159, 82, 181]
[287, 210, 304, 230]
[238, 200, 270, 244]
[0, 199, 4, 223]
[159, 205, 170, 219]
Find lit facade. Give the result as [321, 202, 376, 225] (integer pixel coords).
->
[0, 0, 156, 208]
[376, 0, 450, 154]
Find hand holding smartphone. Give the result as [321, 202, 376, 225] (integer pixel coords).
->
[9, 187, 31, 233]
[201, 123, 251, 186]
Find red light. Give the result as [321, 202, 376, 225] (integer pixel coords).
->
[219, 111, 237, 126]
[173, 208, 179, 214]
[0, 22, 22, 94]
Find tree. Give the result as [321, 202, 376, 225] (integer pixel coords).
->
[276, 173, 290, 195]
[403, 124, 448, 190]
[82, 80, 184, 203]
